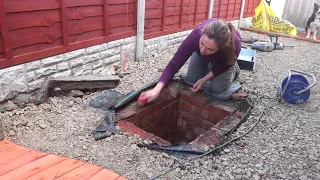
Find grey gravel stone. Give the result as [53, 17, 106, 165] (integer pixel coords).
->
[253, 175, 260, 180]
[224, 148, 231, 153]
[39, 123, 47, 129]
[0, 101, 18, 112]
[9, 130, 15, 136]
[68, 90, 85, 97]
[49, 136, 57, 141]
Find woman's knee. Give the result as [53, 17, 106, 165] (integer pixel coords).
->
[185, 52, 208, 84]
[211, 85, 227, 94]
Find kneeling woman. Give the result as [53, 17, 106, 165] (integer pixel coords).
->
[141, 18, 246, 103]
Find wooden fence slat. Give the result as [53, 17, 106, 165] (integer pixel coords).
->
[133, 0, 137, 33]
[4, 0, 60, 13]
[61, 0, 69, 46]
[232, 2, 237, 18]
[104, 0, 109, 36]
[218, 0, 222, 18]
[66, 0, 135, 7]
[179, 0, 184, 28]
[161, 0, 166, 31]
[7, 10, 60, 31]
[226, 0, 230, 19]
[0, 0, 12, 59]
[194, 0, 198, 24]
[10, 23, 62, 49]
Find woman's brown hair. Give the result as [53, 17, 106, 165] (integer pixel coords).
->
[203, 20, 237, 65]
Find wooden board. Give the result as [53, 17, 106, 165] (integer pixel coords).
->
[0, 140, 127, 180]
[0, 145, 31, 163]
[0, 140, 16, 152]
[55, 163, 103, 180]
[0, 150, 48, 176]
[0, 154, 67, 180]
[86, 169, 120, 180]
[24, 158, 85, 180]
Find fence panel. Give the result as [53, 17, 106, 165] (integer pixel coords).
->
[0, 0, 136, 69]
[0, 0, 257, 68]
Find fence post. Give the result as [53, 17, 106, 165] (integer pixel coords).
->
[0, 0, 13, 60]
[238, 0, 246, 28]
[60, 0, 69, 46]
[136, 0, 145, 61]
[207, 0, 215, 19]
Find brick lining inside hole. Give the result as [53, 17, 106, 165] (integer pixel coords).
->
[117, 82, 240, 146]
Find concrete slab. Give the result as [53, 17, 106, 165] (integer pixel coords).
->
[36, 75, 120, 104]
[51, 75, 120, 91]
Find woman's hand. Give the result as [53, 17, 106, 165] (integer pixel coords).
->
[189, 71, 214, 92]
[189, 78, 206, 92]
[140, 88, 160, 103]
[140, 82, 165, 103]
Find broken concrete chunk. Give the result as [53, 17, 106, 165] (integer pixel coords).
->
[52, 87, 62, 96]
[36, 77, 54, 105]
[0, 101, 18, 112]
[52, 75, 120, 91]
[0, 72, 28, 102]
[116, 72, 124, 78]
[36, 75, 120, 104]
[68, 90, 84, 97]
[121, 70, 132, 75]
[12, 94, 31, 107]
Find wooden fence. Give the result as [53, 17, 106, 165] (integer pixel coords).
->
[0, 0, 259, 69]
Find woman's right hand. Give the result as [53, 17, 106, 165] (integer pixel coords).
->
[140, 82, 165, 103]
[140, 88, 160, 103]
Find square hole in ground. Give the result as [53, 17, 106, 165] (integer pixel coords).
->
[117, 82, 239, 145]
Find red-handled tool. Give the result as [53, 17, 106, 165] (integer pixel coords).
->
[138, 94, 148, 107]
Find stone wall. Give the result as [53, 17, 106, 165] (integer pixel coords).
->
[142, 17, 253, 58]
[0, 17, 252, 104]
[0, 37, 136, 103]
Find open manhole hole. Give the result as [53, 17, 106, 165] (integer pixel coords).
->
[116, 81, 251, 155]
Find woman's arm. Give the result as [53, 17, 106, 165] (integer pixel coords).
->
[158, 29, 199, 86]
[140, 30, 199, 103]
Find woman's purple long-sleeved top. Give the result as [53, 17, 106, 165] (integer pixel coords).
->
[159, 18, 242, 85]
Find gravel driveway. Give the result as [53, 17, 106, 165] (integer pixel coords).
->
[2, 30, 320, 180]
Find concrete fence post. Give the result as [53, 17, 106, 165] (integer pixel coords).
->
[135, 0, 145, 61]
[207, 0, 215, 19]
[238, 0, 246, 28]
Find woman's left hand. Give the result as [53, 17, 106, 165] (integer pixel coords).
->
[189, 78, 206, 92]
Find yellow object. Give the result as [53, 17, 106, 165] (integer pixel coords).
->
[252, 0, 297, 36]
